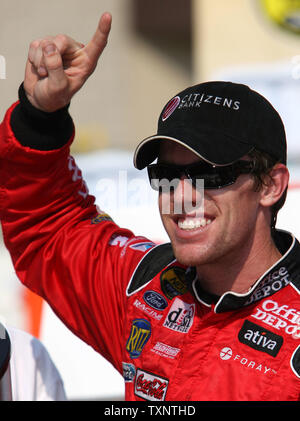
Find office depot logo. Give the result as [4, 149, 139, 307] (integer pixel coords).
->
[251, 299, 300, 339]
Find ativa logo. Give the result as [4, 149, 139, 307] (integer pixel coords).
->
[219, 347, 276, 375]
[238, 320, 283, 357]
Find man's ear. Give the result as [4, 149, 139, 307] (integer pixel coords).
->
[259, 163, 289, 208]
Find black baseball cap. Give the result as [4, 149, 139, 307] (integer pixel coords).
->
[133, 81, 287, 169]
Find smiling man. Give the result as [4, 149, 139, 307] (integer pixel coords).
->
[0, 13, 299, 401]
[134, 80, 289, 298]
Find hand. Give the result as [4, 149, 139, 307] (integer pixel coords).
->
[24, 12, 112, 112]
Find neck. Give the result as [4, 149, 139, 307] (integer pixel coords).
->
[196, 230, 282, 297]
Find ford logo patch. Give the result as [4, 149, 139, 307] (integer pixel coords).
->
[143, 290, 168, 311]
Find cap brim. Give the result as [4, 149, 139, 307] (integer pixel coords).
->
[133, 128, 253, 169]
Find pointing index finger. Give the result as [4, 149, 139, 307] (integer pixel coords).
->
[85, 12, 112, 64]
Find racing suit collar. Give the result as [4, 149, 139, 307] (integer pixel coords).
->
[190, 229, 300, 313]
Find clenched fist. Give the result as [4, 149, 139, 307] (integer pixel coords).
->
[24, 12, 112, 112]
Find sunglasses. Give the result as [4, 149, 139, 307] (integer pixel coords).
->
[147, 160, 254, 191]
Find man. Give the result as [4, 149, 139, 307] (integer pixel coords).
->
[0, 13, 299, 401]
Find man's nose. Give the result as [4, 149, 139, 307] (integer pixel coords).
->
[172, 177, 204, 215]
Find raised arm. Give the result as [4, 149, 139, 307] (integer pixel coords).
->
[0, 12, 151, 373]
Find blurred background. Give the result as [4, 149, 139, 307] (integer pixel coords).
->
[0, 0, 300, 400]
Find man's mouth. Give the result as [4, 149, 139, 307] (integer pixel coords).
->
[177, 216, 213, 231]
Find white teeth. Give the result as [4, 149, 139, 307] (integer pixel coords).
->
[178, 218, 212, 230]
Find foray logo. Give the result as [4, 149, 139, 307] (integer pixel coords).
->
[219, 347, 276, 376]
[0, 55, 6, 79]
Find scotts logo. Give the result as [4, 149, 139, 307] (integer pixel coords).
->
[162, 96, 180, 121]
[238, 320, 283, 357]
[126, 319, 151, 359]
[160, 266, 188, 300]
[134, 369, 169, 401]
[163, 298, 195, 333]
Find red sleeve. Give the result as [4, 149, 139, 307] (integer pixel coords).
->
[0, 102, 151, 373]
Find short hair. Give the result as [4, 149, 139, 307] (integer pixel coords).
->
[247, 148, 288, 230]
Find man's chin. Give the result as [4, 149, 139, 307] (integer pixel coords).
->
[171, 240, 218, 268]
[172, 246, 204, 267]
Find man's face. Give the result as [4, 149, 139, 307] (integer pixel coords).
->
[158, 141, 265, 268]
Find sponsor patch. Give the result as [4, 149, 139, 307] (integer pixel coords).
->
[219, 346, 277, 375]
[126, 319, 151, 359]
[250, 299, 300, 339]
[134, 369, 169, 401]
[245, 266, 291, 306]
[91, 213, 113, 224]
[238, 320, 283, 357]
[160, 266, 188, 299]
[122, 362, 136, 382]
[133, 299, 163, 321]
[143, 290, 168, 311]
[163, 298, 195, 333]
[151, 342, 180, 359]
[129, 242, 155, 252]
[109, 235, 129, 247]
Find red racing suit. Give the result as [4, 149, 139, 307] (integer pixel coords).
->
[0, 87, 300, 401]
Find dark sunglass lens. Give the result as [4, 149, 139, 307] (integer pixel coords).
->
[188, 163, 236, 189]
[148, 165, 180, 191]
